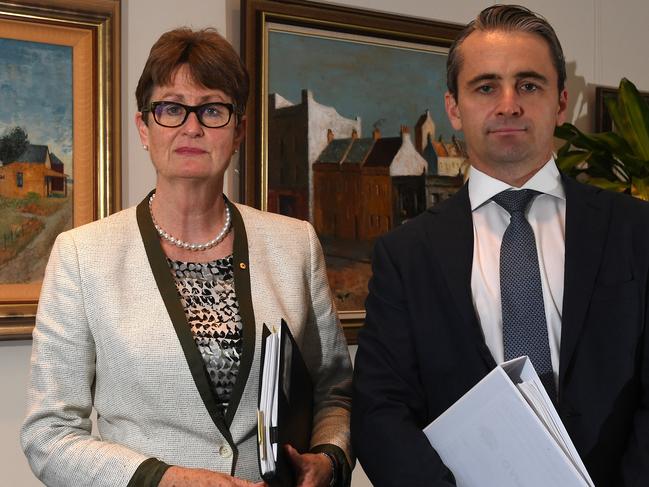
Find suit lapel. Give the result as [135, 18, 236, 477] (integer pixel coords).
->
[559, 176, 609, 386]
[224, 203, 255, 427]
[136, 193, 235, 449]
[427, 185, 497, 370]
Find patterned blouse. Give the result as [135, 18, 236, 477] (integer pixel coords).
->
[167, 256, 243, 414]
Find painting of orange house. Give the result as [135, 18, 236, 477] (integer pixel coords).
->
[0, 38, 73, 286]
[0, 144, 68, 199]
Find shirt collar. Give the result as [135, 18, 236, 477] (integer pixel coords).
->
[468, 158, 566, 211]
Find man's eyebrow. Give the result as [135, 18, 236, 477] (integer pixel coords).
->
[465, 71, 549, 87]
[466, 74, 501, 87]
[516, 71, 549, 83]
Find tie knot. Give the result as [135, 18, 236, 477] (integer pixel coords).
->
[492, 189, 540, 214]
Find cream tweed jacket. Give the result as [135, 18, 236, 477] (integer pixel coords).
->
[21, 197, 353, 486]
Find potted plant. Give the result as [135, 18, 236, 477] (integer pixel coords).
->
[555, 78, 649, 201]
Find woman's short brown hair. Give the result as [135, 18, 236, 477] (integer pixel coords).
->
[136, 27, 249, 123]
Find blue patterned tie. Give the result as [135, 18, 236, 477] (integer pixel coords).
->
[492, 189, 556, 400]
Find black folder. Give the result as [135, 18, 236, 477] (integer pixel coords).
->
[258, 319, 313, 487]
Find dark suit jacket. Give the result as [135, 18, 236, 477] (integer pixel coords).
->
[352, 175, 649, 486]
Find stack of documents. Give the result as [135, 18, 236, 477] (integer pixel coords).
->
[258, 320, 313, 486]
[258, 324, 281, 476]
[423, 356, 594, 487]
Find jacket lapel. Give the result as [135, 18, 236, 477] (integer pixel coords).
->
[559, 176, 609, 386]
[136, 193, 235, 448]
[427, 184, 497, 370]
[224, 203, 256, 427]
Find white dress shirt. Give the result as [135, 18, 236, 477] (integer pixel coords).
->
[469, 159, 566, 386]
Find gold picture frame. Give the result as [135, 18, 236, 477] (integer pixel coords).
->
[0, 0, 121, 340]
[241, 0, 463, 343]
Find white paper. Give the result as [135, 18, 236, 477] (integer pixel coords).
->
[259, 327, 281, 475]
[423, 356, 594, 487]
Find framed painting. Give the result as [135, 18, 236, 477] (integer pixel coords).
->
[241, 0, 464, 343]
[594, 85, 649, 132]
[0, 0, 121, 340]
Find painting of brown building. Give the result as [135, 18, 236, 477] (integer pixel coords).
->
[267, 92, 467, 312]
[268, 89, 360, 221]
[313, 126, 428, 241]
[313, 130, 355, 238]
[313, 128, 376, 240]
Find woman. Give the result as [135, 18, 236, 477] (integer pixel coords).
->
[21, 28, 353, 487]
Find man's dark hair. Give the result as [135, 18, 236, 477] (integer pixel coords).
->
[446, 4, 566, 100]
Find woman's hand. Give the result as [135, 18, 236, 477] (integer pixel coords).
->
[159, 466, 267, 487]
[285, 444, 334, 487]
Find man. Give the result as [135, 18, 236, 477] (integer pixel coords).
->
[352, 5, 649, 486]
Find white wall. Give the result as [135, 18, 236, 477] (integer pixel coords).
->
[3, 0, 649, 485]
[0, 341, 42, 486]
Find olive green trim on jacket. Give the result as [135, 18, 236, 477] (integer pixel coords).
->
[135, 192, 237, 451]
[127, 458, 171, 487]
[225, 202, 256, 428]
[311, 443, 352, 487]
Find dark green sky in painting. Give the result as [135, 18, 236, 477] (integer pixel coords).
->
[268, 30, 460, 140]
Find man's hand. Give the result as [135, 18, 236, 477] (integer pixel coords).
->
[285, 444, 334, 487]
[159, 466, 267, 487]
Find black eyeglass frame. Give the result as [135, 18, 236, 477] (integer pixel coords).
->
[142, 101, 241, 128]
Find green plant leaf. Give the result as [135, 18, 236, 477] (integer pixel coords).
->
[609, 78, 649, 159]
[589, 131, 632, 153]
[606, 96, 632, 142]
[552, 79, 649, 200]
[588, 152, 629, 182]
[554, 123, 630, 153]
[632, 177, 649, 201]
[586, 177, 629, 192]
[616, 153, 649, 178]
[554, 123, 580, 140]
[556, 151, 590, 172]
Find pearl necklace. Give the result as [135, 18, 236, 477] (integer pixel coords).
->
[149, 193, 231, 251]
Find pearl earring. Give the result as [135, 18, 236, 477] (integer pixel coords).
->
[143, 145, 149, 151]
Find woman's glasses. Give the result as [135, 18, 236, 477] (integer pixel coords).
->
[143, 101, 238, 128]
